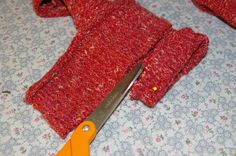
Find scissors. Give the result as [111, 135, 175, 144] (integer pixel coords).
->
[56, 64, 144, 156]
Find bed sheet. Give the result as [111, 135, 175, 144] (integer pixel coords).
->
[0, 0, 235, 155]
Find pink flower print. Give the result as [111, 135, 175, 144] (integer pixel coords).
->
[103, 146, 110, 153]
[192, 110, 198, 117]
[220, 116, 228, 123]
[156, 135, 163, 142]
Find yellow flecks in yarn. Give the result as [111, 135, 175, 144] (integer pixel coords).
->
[152, 86, 158, 91]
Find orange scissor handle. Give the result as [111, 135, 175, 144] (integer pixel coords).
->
[56, 120, 97, 156]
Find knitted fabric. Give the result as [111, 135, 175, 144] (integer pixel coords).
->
[25, 0, 209, 138]
[192, 0, 236, 28]
[33, 0, 69, 17]
[130, 28, 209, 107]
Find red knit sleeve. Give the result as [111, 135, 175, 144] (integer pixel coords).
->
[192, 0, 236, 28]
[130, 28, 209, 107]
[25, 3, 172, 138]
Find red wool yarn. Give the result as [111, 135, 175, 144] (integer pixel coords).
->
[25, 0, 209, 138]
[192, 0, 236, 28]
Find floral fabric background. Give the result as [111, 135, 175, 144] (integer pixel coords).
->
[0, 0, 236, 155]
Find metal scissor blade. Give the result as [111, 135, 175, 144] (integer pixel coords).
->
[56, 64, 144, 156]
[87, 64, 144, 132]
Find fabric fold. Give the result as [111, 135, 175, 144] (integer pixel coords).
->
[62, 0, 129, 31]
[33, 0, 70, 17]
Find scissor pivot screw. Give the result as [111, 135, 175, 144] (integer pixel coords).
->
[82, 125, 90, 132]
